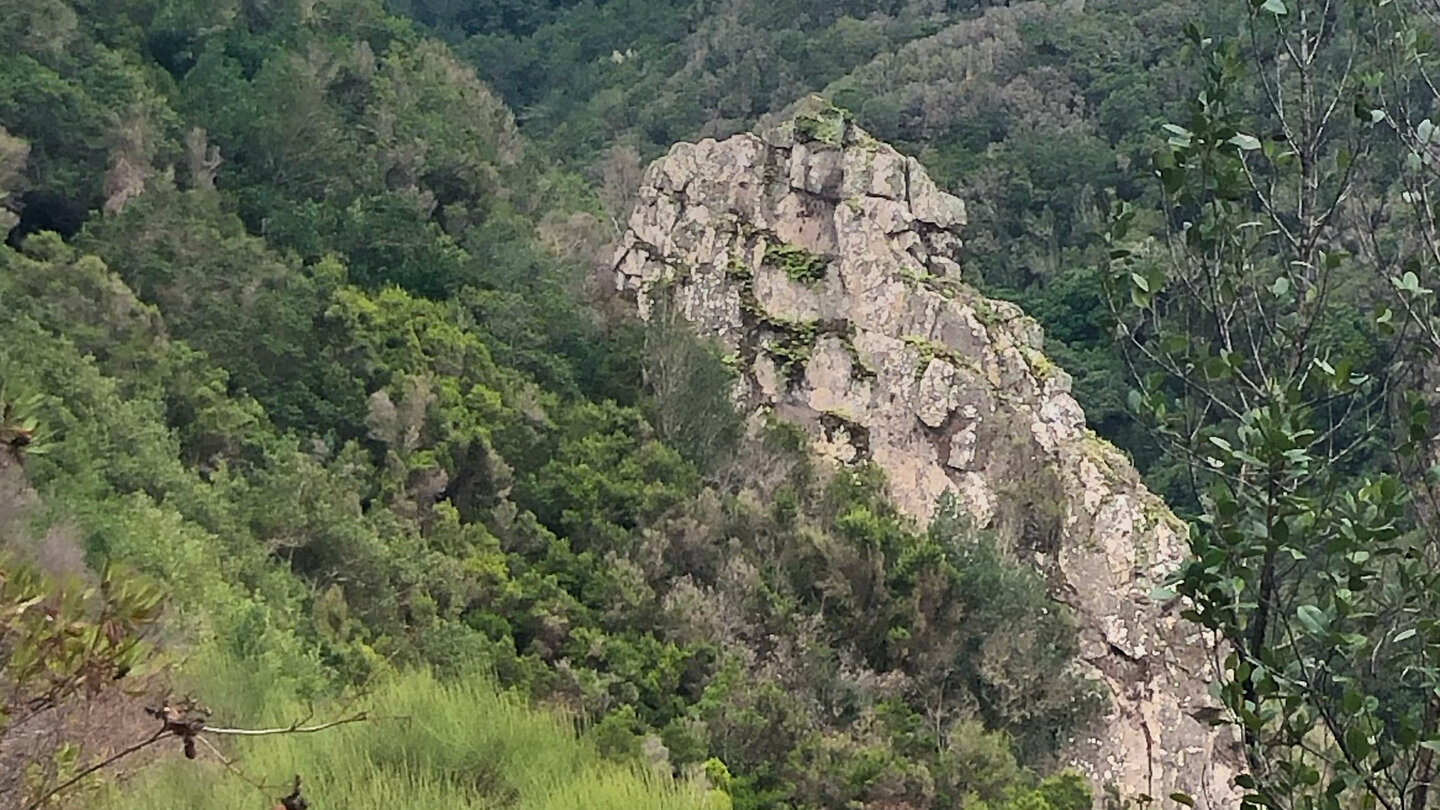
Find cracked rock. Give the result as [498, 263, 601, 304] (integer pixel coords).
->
[613, 96, 1242, 810]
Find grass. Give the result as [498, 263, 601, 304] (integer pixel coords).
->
[92, 664, 716, 810]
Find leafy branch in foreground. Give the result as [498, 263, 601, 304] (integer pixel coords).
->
[1, 557, 164, 804]
[1105, 0, 1440, 807]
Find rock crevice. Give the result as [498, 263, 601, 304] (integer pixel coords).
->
[613, 97, 1241, 807]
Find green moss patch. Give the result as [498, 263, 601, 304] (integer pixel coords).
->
[793, 105, 852, 146]
[764, 241, 828, 284]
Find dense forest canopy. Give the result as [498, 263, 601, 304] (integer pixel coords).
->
[5, 0, 1440, 809]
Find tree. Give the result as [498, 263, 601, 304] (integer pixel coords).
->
[0, 127, 26, 236]
[641, 295, 742, 473]
[1105, 0, 1440, 806]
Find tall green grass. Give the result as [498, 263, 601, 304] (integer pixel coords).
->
[94, 665, 716, 810]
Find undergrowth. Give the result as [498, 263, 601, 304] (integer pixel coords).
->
[92, 663, 716, 810]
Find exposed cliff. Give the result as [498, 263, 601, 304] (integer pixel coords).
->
[613, 98, 1242, 807]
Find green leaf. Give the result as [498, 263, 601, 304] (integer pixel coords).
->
[1343, 690, 1364, 714]
[1170, 793, 1196, 807]
[1159, 166, 1184, 194]
[1234, 450, 1264, 467]
[1229, 133, 1262, 150]
[1394, 628, 1418, 643]
[1297, 604, 1327, 635]
[1160, 333, 1190, 354]
[1203, 356, 1233, 380]
[1162, 124, 1194, 148]
[1377, 306, 1396, 335]
[1346, 726, 1372, 760]
[1261, 0, 1287, 13]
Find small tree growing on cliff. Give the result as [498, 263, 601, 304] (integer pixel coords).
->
[1106, 0, 1440, 806]
[642, 294, 743, 473]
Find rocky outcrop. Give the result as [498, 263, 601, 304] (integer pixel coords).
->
[613, 97, 1242, 807]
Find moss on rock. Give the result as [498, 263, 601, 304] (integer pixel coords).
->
[764, 241, 828, 284]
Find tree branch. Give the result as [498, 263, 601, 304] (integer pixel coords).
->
[202, 712, 369, 737]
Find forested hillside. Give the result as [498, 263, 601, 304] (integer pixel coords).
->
[396, 0, 1225, 506]
[0, 2, 1103, 809]
[7, 0, 1440, 809]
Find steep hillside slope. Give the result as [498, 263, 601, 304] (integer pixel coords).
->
[613, 98, 1241, 806]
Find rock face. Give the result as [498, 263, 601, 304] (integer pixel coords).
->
[612, 98, 1242, 807]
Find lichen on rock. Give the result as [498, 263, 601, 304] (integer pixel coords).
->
[612, 96, 1242, 809]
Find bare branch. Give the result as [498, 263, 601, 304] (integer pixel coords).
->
[202, 712, 369, 737]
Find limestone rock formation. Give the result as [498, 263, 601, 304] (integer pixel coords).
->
[613, 97, 1242, 807]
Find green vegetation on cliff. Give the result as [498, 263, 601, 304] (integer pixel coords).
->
[0, 3, 1103, 809]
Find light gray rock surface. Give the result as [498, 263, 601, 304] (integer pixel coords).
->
[613, 97, 1242, 808]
